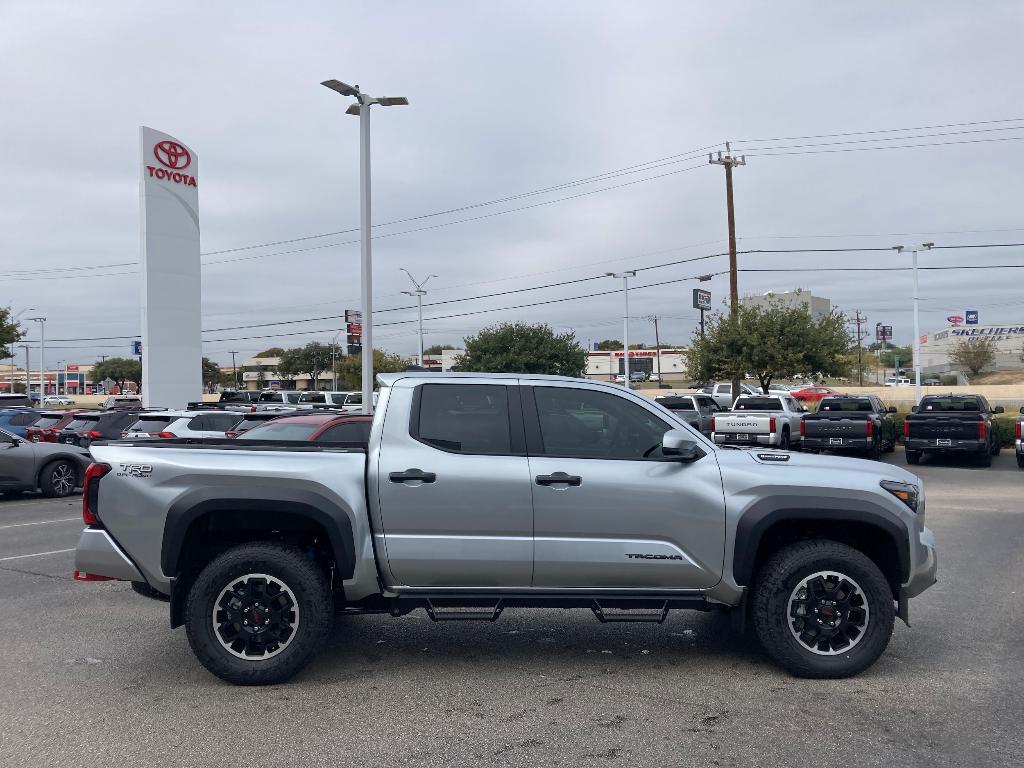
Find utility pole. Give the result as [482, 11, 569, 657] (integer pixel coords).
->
[606, 271, 636, 388]
[710, 142, 746, 403]
[648, 315, 663, 383]
[851, 310, 867, 387]
[400, 268, 437, 367]
[229, 351, 239, 389]
[19, 345, 29, 394]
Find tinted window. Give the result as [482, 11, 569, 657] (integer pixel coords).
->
[186, 416, 210, 430]
[316, 421, 372, 444]
[656, 397, 695, 411]
[283, 393, 303, 404]
[233, 416, 276, 431]
[237, 423, 322, 441]
[921, 397, 982, 412]
[733, 398, 784, 411]
[64, 417, 98, 430]
[207, 413, 243, 431]
[533, 387, 670, 460]
[219, 391, 253, 403]
[33, 415, 65, 429]
[820, 399, 874, 412]
[127, 416, 175, 431]
[416, 384, 511, 454]
[720, 384, 732, 394]
[258, 392, 283, 403]
[345, 393, 363, 405]
[299, 392, 327, 404]
[9, 412, 40, 426]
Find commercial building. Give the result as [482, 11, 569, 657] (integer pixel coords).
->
[741, 289, 832, 319]
[585, 349, 688, 381]
[920, 323, 1024, 374]
[0, 364, 94, 395]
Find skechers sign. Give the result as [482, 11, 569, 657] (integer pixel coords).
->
[145, 140, 198, 187]
[950, 325, 1024, 342]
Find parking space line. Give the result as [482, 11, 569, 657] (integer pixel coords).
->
[0, 517, 80, 530]
[0, 548, 74, 562]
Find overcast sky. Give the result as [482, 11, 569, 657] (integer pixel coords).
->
[3, 1, 1024, 369]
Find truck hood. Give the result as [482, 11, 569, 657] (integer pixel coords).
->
[715, 446, 921, 487]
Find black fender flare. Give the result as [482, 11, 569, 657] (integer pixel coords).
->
[732, 496, 910, 588]
[160, 485, 357, 580]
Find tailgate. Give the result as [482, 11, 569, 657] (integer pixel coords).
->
[908, 416, 981, 440]
[714, 414, 772, 434]
[803, 416, 869, 438]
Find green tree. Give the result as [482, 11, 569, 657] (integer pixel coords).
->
[1, 306, 24, 361]
[255, 347, 285, 358]
[278, 343, 332, 388]
[92, 357, 143, 394]
[686, 302, 852, 394]
[201, 357, 221, 393]
[336, 348, 410, 390]
[595, 339, 622, 351]
[950, 336, 997, 377]
[423, 344, 457, 356]
[455, 322, 586, 376]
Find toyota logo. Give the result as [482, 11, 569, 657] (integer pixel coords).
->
[153, 140, 192, 170]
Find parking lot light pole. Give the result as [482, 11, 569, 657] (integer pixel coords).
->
[894, 244, 925, 405]
[606, 272, 636, 388]
[321, 79, 408, 414]
[28, 317, 45, 399]
[400, 268, 436, 367]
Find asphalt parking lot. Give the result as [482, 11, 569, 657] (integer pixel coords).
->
[1, 450, 1022, 768]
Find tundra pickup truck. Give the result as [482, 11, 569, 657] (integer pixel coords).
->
[74, 373, 936, 685]
[801, 395, 898, 459]
[711, 394, 804, 450]
[903, 394, 1003, 466]
[653, 392, 720, 436]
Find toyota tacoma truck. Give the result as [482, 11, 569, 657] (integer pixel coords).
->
[903, 393, 1003, 466]
[73, 373, 937, 685]
[711, 394, 804, 450]
[800, 395, 899, 459]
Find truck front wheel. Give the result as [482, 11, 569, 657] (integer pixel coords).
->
[185, 542, 331, 685]
[752, 540, 895, 678]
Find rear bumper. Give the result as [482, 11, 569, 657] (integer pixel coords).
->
[74, 527, 144, 582]
[904, 438, 986, 454]
[802, 436, 872, 451]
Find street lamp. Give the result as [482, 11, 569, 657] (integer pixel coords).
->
[606, 271, 637, 388]
[400, 268, 437, 367]
[893, 244, 930, 406]
[27, 317, 45, 399]
[321, 78, 408, 414]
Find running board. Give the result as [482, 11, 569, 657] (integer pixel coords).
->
[591, 599, 669, 623]
[424, 598, 504, 622]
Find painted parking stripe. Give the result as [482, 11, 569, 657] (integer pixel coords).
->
[0, 548, 75, 562]
[0, 517, 80, 530]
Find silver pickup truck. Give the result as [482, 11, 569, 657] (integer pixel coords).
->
[711, 394, 806, 450]
[74, 373, 936, 685]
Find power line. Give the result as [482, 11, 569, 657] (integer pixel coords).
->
[731, 123, 1024, 153]
[733, 117, 1024, 144]
[740, 134, 1024, 158]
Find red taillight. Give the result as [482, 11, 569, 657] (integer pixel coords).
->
[903, 419, 910, 438]
[250, 405, 257, 412]
[866, 420, 874, 438]
[769, 416, 776, 433]
[73, 570, 113, 581]
[1016, 421, 1021, 440]
[158, 431, 175, 439]
[799, 420, 805, 437]
[225, 431, 240, 439]
[82, 463, 111, 525]
[978, 420, 987, 439]
[88, 430, 102, 439]
[710, 416, 716, 432]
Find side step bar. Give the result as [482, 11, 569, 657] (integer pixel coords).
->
[424, 598, 504, 622]
[591, 599, 669, 624]
[384, 594, 709, 623]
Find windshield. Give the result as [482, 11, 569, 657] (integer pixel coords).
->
[236, 422, 322, 441]
[733, 398, 784, 411]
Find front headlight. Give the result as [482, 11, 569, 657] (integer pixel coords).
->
[880, 480, 920, 512]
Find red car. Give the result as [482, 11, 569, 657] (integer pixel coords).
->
[790, 386, 844, 406]
[233, 412, 373, 443]
[25, 409, 89, 443]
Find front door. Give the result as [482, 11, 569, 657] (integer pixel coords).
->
[375, 380, 534, 588]
[0, 431, 36, 487]
[524, 384, 726, 590]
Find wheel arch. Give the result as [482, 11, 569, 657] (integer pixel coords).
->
[35, 453, 86, 488]
[733, 500, 910, 598]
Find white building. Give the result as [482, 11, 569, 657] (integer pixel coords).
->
[741, 289, 831, 319]
[920, 323, 1024, 374]
[585, 349, 688, 381]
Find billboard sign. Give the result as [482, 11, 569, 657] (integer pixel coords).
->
[965, 310, 979, 325]
[692, 288, 712, 310]
[139, 127, 201, 409]
[875, 325, 893, 341]
[947, 315, 964, 326]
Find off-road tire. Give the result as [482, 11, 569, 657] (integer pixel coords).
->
[905, 450, 921, 465]
[38, 459, 77, 498]
[977, 449, 992, 467]
[185, 542, 331, 685]
[779, 428, 790, 451]
[884, 436, 896, 453]
[752, 540, 895, 678]
[1016, 453, 1024, 469]
[131, 581, 170, 601]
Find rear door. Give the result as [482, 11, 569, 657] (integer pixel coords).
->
[375, 380, 534, 588]
[525, 384, 725, 589]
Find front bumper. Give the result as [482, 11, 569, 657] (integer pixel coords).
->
[74, 527, 144, 582]
[904, 438, 987, 454]
[901, 527, 937, 600]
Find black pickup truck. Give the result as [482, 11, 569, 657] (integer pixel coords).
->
[903, 394, 1004, 466]
[800, 395, 898, 459]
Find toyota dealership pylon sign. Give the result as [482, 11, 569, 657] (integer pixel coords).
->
[139, 126, 201, 409]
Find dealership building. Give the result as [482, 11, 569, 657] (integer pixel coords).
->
[920, 323, 1024, 374]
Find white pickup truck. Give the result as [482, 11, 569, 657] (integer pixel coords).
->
[711, 394, 806, 450]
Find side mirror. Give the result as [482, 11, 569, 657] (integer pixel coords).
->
[887, 406, 898, 413]
[662, 429, 703, 462]
[994, 406, 1005, 414]
[1019, 406, 1024, 415]
[911, 405, 919, 413]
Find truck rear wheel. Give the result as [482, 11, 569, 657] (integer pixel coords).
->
[185, 542, 331, 685]
[905, 450, 921, 465]
[752, 540, 894, 678]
